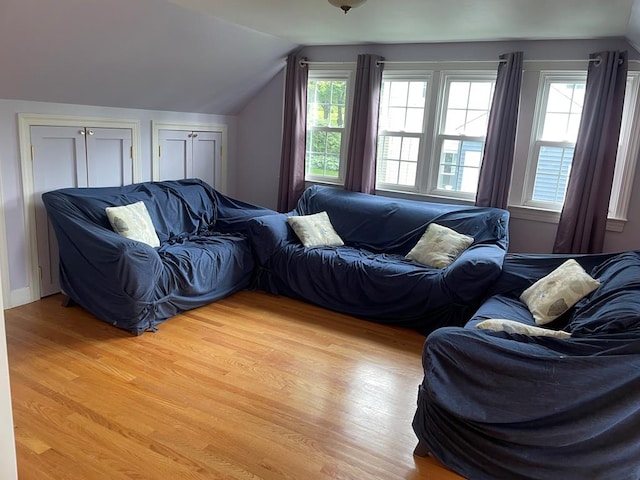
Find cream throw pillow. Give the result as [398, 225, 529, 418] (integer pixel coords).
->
[286, 211, 344, 248]
[406, 223, 473, 269]
[105, 201, 160, 248]
[520, 259, 600, 325]
[476, 319, 571, 338]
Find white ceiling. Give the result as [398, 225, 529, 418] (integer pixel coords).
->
[169, 0, 638, 45]
[1, 0, 639, 115]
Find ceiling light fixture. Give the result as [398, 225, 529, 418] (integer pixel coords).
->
[328, 0, 367, 14]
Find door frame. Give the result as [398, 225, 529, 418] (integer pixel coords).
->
[151, 121, 228, 193]
[18, 114, 142, 302]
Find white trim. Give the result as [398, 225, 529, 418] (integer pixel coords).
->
[9, 287, 32, 308]
[18, 113, 141, 303]
[610, 73, 640, 220]
[0, 172, 10, 310]
[152, 121, 229, 194]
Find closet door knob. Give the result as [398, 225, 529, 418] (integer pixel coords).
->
[88, 129, 94, 135]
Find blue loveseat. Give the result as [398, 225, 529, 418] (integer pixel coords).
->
[42, 179, 275, 334]
[248, 185, 510, 333]
[412, 250, 640, 480]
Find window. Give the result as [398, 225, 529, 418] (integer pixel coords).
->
[374, 69, 495, 197]
[305, 70, 352, 183]
[610, 73, 640, 220]
[525, 75, 586, 207]
[432, 75, 495, 197]
[376, 74, 429, 188]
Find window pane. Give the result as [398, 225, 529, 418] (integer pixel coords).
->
[305, 75, 349, 181]
[448, 82, 470, 109]
[468, 82, 493, 109]
[464, 109, 490, 136]
[407, 81, 426, 107]
[307, 80, 348, 129]
[376, 135, 419, 187]
[387, 107, 407, 131]
[405, 108, 424, 132]
[437, 139, 483, 193]
[389, 82, 409, 107]
[444, 109, 467, 135]
[532, 145, 574, 203]
[305, 129, 342, 178]
[540, 81, 585, 142]
[379, 79, 427, 133]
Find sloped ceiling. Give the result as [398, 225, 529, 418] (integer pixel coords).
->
[1, 0, 640, 115]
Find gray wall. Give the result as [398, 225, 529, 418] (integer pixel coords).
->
[235, 38, 640, 253]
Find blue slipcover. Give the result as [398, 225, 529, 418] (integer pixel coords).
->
[248, 185, 509, 333]
[412, 251, 640, 479]
[42, 179, 275, 334]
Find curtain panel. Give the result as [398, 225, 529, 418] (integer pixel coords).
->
[344, 54, 384, 194]
[553, 51, 628, 254]
[475, 51, 524, 209]
[277, 54, 308, 213]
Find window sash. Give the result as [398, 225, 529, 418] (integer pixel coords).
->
[430, 73, 495, 198]
[305, 69, 354, 184]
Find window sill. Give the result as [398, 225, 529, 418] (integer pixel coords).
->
[508, 205, 626, 232]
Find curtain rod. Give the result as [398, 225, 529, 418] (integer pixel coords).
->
[299, 58, 635, 67]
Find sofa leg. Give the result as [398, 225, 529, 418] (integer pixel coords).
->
[61, 295, 75, 308]
[413, 440, 431, 457]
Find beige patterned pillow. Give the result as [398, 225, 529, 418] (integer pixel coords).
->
[406, 223, 474, 269]
[286, 211, 344, 248]
[476, 319, 571, 338]
[520, 259, 600, 325]
[105, 201, 160, 248]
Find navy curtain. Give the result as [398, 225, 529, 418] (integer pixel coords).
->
[344, 54, 384, 194]
[277, 54, 308, 213]
[475, 52, 523, 209]
[553, 51, 628, 254]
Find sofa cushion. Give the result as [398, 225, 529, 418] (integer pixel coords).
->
[287, 211, 344, 248]
[476, 318, 571, 338]
[520, 259, 599, 325]
[406, 223, 473, 269]
[569, 252, 640, 335]
[105, 201, 160, 247]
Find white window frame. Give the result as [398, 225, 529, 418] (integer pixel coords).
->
[375, 71, 432, 193]
[521, 72, 587, 210]
[428, 71, 496, 200]
[304, 67, 355, 185]
[609, 71, 640, 222]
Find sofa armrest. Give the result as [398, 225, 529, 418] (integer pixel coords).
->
[44, 193, 164, 329]
[443, 244, 506, 303]
[247, 213, 297, 265]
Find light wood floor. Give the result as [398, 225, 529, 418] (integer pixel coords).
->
[5, 291, 464, 480]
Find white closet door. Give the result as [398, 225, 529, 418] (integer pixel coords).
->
[192, 131, 221, 188]
[158, 130, 192, 181]
[86, 128, 133, 186]
[31, 125, 133, 297]
[31, 126, 88, 297]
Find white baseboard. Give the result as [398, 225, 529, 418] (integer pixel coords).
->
[7, 288, 34, 309]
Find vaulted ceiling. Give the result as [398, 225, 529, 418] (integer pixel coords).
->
[1, 0, 639, 115]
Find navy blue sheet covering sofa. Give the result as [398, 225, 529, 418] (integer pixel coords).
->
[412, 250, 640, 480]
[42, 179, 275, 334]
[248, 185, 509, 333]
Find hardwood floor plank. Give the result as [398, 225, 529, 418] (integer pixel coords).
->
[6, 291, 464, 480]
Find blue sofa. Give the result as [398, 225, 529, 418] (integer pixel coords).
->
[412, 250, 640, 480]
[42, 179, 275, 334]
[248, 185, 510, 333]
